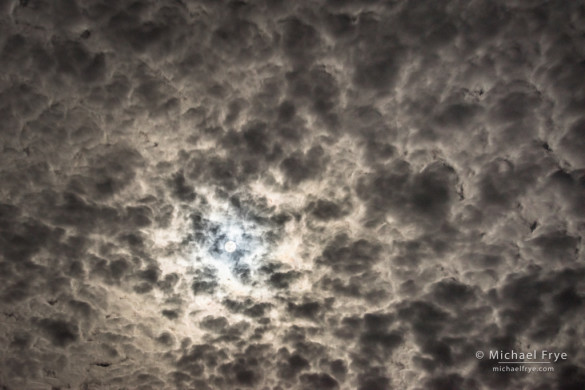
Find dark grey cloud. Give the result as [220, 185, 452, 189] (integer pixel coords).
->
[0, 0, 583, 389]
[280, 145, 329, 185]
[317, 234, 383, 274]
[35, 317, 79, 347]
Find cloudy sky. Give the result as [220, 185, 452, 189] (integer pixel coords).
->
[0, 0, 584, 389]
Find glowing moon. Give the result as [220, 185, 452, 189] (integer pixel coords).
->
[224, 240, 237, 253]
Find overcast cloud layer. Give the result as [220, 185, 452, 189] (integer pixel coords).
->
[1, 0, 584, 389]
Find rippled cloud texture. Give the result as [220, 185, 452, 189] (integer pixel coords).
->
[1, 0, 584, 389]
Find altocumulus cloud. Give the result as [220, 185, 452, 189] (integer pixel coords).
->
[0, 0, 584, 389]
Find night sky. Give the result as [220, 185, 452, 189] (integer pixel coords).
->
[1, 0, 584, 389]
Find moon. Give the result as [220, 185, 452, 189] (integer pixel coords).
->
[224, 240, 237, 253]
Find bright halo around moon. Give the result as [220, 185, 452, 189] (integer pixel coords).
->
[224, 240, 237, 253]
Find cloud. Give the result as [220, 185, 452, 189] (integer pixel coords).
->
[35, 318, 79, 347]
[0, 0, 583, 388]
